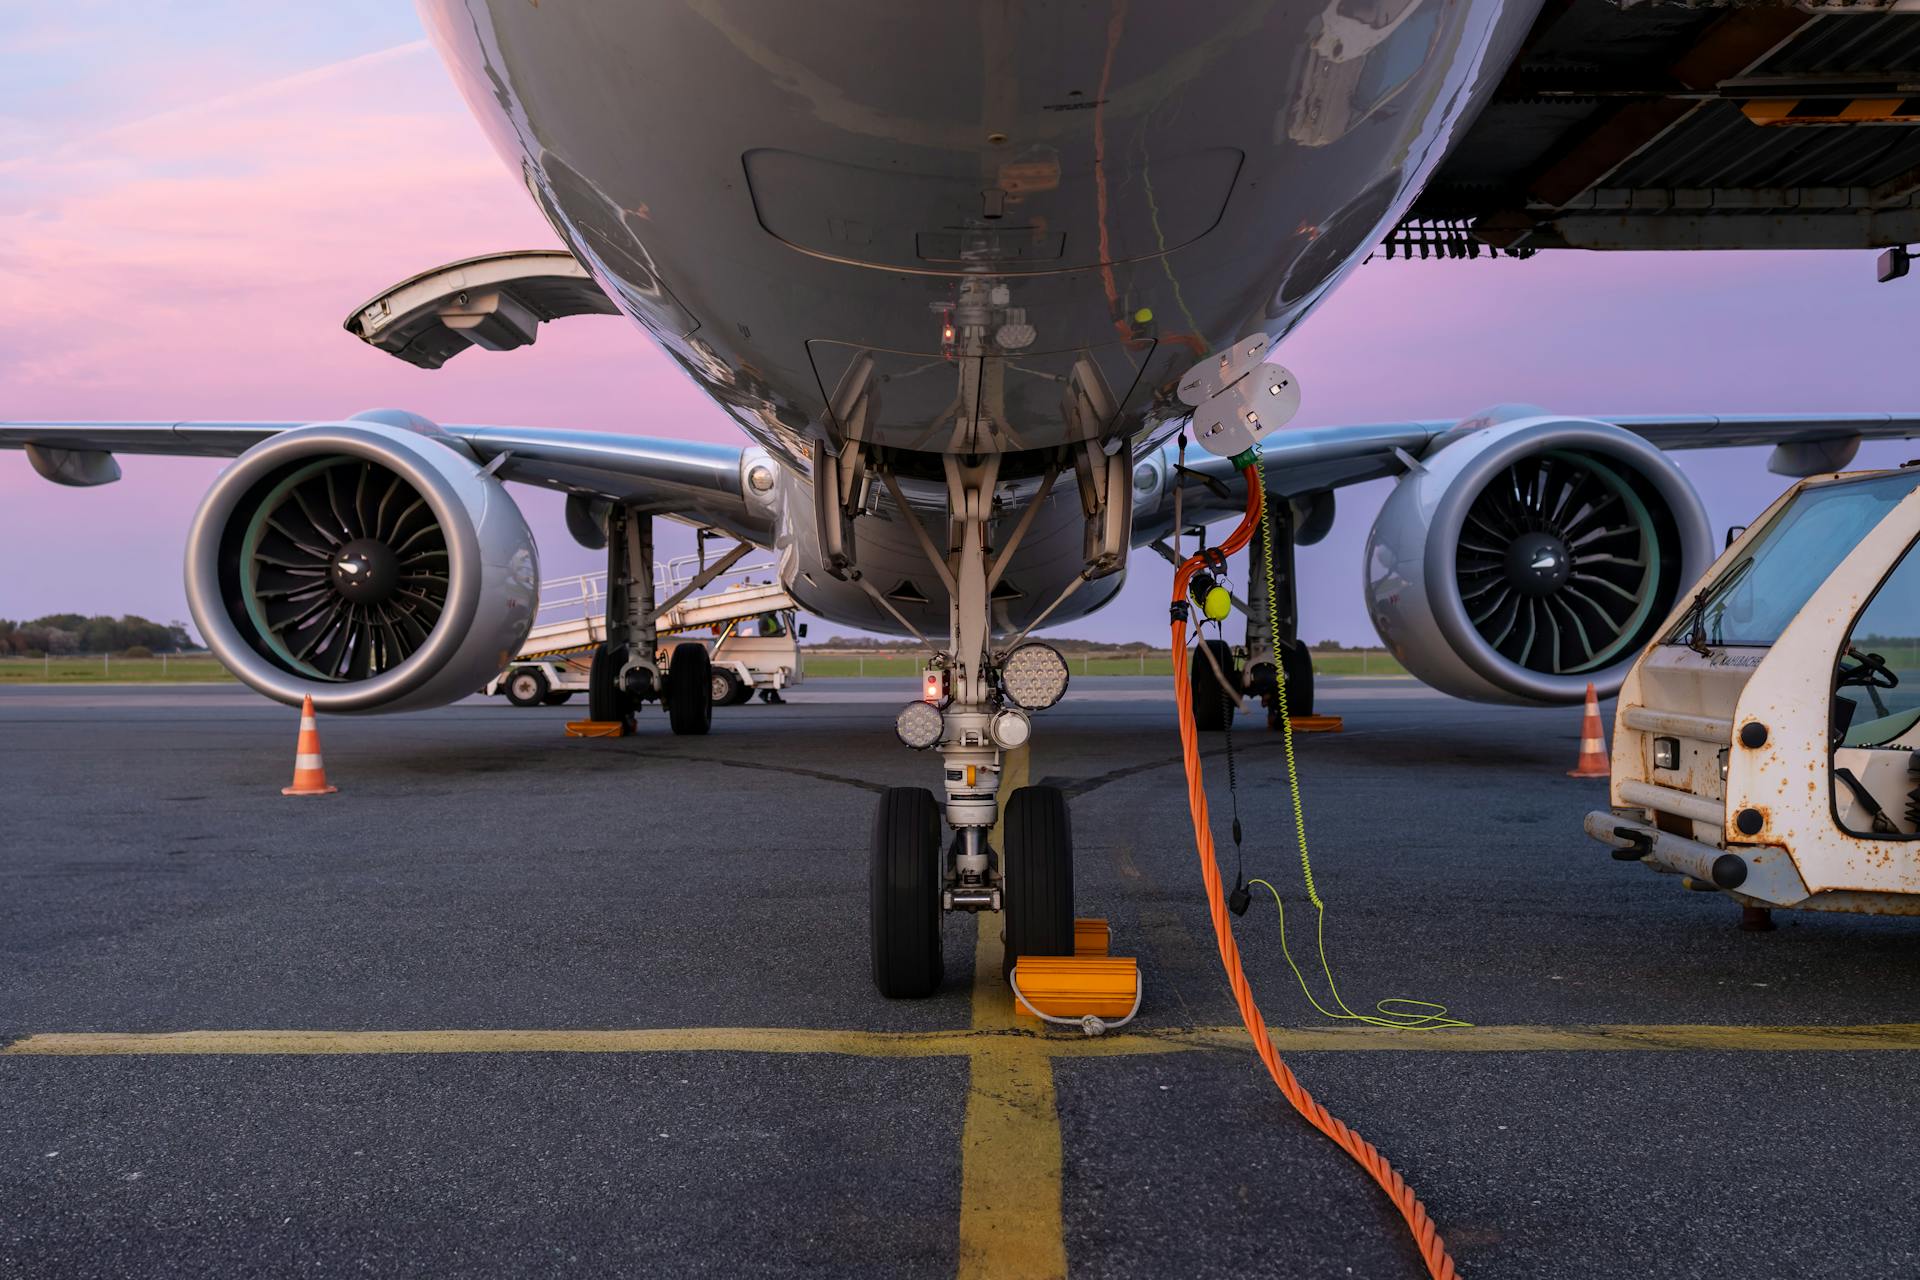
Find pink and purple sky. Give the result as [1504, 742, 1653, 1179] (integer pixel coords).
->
[4, 6, 1917, 645]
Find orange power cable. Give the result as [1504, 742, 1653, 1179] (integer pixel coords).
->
[1171, 464, 1459, 1280]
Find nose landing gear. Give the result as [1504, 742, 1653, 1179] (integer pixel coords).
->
[853, 447, 1108, 999]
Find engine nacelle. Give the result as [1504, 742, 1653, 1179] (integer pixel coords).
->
[1365, 415, 1712, 705]
[185, 413, 538, 713]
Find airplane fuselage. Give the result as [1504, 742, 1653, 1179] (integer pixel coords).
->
[420, 0, 1539, 634]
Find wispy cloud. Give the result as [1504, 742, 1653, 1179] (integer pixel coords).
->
[92, 40, 432, 147]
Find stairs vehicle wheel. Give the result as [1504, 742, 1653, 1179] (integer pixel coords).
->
[505, 667, 549, 708]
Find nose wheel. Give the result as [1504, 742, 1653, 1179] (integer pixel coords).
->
[1002, 785, 1075, 977]
[870, 787, 945, 998]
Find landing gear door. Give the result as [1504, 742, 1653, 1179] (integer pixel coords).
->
[344, 250, 619, 370]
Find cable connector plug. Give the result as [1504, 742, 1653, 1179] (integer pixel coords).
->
[1228, 878, 1251, 917]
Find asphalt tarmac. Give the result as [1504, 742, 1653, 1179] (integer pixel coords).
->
[6, 677, 1920, 1278]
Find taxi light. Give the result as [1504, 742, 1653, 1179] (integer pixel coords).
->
[896, 700, 943, 750]
[1002, 642, 1069, 711]
[991, 707, 1031, 749]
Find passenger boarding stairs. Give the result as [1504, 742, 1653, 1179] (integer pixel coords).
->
[517, 555, 794, 661]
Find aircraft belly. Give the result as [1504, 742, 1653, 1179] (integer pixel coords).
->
[771, 470, 1121, 638]
[423, 0, 1538, 459]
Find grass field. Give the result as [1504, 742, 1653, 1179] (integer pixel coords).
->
[0, 649, 1406, 684]
[0, 655, 235, 683]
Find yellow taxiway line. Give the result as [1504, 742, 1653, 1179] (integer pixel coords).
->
[15, 1020, 1920, 1061]
[954, 745, 1067, 1280]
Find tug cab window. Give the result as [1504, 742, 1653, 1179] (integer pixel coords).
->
[1666, 471, 1919, 650]
[1835, 540, 1920, 750]
[1832, 520, 1920, 836]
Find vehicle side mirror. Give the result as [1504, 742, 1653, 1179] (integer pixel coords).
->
[1725, 525, 1748, 549]
[797, 623, 808, 638]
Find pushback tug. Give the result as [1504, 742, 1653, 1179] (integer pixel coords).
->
[1592, 464, 1920, 919]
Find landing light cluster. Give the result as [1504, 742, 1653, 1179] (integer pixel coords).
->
[896, 699, 944, 750]
[1001, 642, 1069, 711]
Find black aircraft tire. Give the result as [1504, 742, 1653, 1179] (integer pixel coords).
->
[1003, 785, 1074, 979]
[1278, 638, 1314, 722]
[505, 668, 549, 708]
[869, 786, 945, 998]
[588, 643, 633, 723]
[1190, 638, 1237, 732]
[665, 643, 714, 736]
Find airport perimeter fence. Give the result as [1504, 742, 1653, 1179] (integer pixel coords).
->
[0, 649, 1408, 684]
[0, 653, 234, 683]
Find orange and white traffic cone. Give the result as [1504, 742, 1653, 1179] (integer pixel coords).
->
[282, 695, 339, 796]
[1568, 682, 1609, 779]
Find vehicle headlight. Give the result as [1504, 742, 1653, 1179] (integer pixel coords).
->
[896, 699, 944, 750]
[1001, 642, 1069, 711]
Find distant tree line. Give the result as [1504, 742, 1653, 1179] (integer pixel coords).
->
[0, 615, 199, 657]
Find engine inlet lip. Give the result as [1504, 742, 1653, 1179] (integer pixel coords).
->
[185, 423, 484, 713]
[1422, 418, 1713, 704]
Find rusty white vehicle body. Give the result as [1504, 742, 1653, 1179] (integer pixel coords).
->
[1589, 465, 1920, 917]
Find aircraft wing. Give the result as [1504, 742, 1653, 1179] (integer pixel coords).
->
[1171, 411, 1920, 515]
[0, 420, 767, 540]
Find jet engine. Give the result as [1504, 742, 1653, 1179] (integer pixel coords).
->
[185, 412, 538, 713]
[1365, 415, 1712, 705]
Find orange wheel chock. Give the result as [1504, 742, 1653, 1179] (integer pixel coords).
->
[565, 719, 632, 738]
[1010, 956, 1140, 1022]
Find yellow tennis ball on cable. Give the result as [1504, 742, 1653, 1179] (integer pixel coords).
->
[1202, 584, 1232, 622]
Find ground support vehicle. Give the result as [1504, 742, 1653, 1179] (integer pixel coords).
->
[1590, 466, 1920, 922]
[485, 563, 803, 709]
